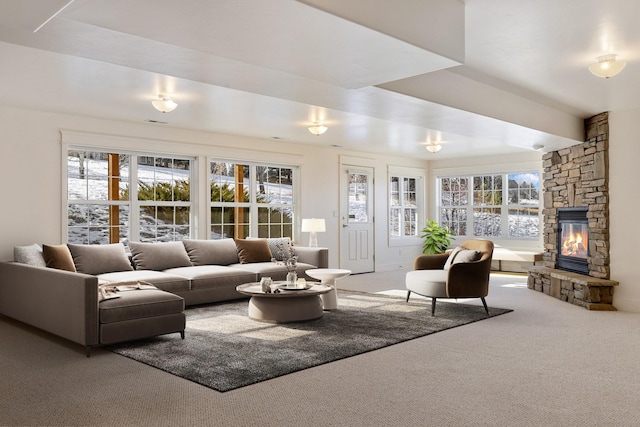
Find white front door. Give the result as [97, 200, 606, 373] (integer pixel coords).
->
[339, 165, 374, 273]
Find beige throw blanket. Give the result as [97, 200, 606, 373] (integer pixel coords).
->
[98, 281, 158, 302]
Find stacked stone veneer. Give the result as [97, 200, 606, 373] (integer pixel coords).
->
[528, 112, 618, 310]
[541, 112, 611, 278]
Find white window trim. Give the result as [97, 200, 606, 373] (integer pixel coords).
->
[207, 157, 301, 240]
[431, 161, 543, 249]
[388, 165, 425, 247]
[63, 147, 197, 243]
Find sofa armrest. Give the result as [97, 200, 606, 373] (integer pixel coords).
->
[0, 262, 99, 347]
[295, 247, 328, 268]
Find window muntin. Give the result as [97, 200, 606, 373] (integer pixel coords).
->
[210, 161, 296, 240]
[390, 176, 418, 237]
[507, 172, 540, 238]
[67, 150, 193, 244]
[438, 171, 540, 240]
[137, 156, 191, 242]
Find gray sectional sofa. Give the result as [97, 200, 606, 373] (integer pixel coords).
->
[0, 238, 328, 355]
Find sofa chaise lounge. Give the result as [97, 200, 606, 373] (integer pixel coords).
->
[0, 238, 328, 356]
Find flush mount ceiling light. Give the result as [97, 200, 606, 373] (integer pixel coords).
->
[151, 96, 178, 113]
[425, 143, 442, 153]
[588, 54, 626, 79]
[308, 123, 328, 136]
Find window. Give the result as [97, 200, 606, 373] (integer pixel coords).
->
[137, 156, 192, 242]
[210, 161, 296, 239]
[67, 150, 193, 244]
[389, 167, 425, 244]
[507, 172, 540, 238]
[437, 171, 539, 240]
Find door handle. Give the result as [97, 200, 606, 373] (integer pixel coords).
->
[342, 224, 348, 228]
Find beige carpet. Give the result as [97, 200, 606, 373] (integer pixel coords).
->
[1, 270, 640, 426]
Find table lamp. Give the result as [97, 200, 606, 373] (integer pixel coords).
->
[301, 218, 326, 247]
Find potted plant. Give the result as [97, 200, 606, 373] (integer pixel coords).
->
[420, 220, 453, 254]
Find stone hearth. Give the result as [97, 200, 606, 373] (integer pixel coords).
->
[527, 112, 618, 310]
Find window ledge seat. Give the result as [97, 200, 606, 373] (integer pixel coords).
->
[491, 247, 543, 273]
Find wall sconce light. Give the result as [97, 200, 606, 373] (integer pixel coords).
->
[425, 143, 442, 153]
[588, 54, 626, 79]
[151, 96, 178, 113]
[308, 123, 328, 136]
[301, 218, 326, 247]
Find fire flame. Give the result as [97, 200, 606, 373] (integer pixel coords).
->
[561, 230, 588, 258]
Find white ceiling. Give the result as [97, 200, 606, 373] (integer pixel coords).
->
[0, 0, 638, 159]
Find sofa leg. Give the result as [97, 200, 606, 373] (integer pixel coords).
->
[85, 346, 92, 358]
[180, 331, 185, 340]
[406, 290, 411, 302]
[481, 297, 490, 316]
[431, 298, 437, 316]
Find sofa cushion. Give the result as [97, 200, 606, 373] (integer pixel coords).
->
[182, 239, 239, 266]
[165, 265, 258, 290]
[230, 261, 318, 281]
[42, 244, 76, 272]
[14, 244, 46, 267]
[234, 238, 273, 264]
[406, 270, 448, 298]
[99, 289, 184, 324]
[97, 270, 191, 293]
[67, 243, 133, 275]
[129, 241, 192, 270]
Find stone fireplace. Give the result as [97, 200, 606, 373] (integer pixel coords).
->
[527, 112, 618, 310]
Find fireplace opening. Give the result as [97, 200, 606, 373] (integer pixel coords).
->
[557, 207, 589, 275]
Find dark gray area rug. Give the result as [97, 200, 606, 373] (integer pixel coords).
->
[107, 291, 512, 392]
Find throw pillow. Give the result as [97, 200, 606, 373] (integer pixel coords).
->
[182, 239, 240, 266]
[67, 243, 133, 275]
[451, 249, 482, 265]
[14, 243, 46, 267]
[443, 246, 464, 271]
[234, 238, 273, 264]
[128, 241, 192, 271]
[42, 244, 77, 272]
[267, 237, 293, 261]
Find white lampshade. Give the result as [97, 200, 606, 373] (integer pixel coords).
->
[301, 218, 325, 247]
[302, 218, 326, 232]
[151, 96, 178, 113]
[588, 54, 626, 79]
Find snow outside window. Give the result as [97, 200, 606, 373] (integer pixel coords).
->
[389, 166, 424, 246]
[210, 161, 296, 240]
[438, 171, 540, 240]
[67, 150, 193, 244]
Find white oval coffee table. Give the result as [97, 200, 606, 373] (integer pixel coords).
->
[305, 269, 351, 311]
[236, 282, 332, 323]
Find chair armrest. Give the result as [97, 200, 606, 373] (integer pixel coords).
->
[446, 259, 491, 298]
[0, 262, 99, 346]
[295, 247, 328, 268]
[413, 253, 449, 270]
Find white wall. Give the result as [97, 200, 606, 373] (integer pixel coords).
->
[0, 105, 427, 270]
[609, 109, 640, 312]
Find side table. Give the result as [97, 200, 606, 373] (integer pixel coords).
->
[304, 268, 351, 310]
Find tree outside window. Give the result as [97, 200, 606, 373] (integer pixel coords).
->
[438, 171, 539, 240]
